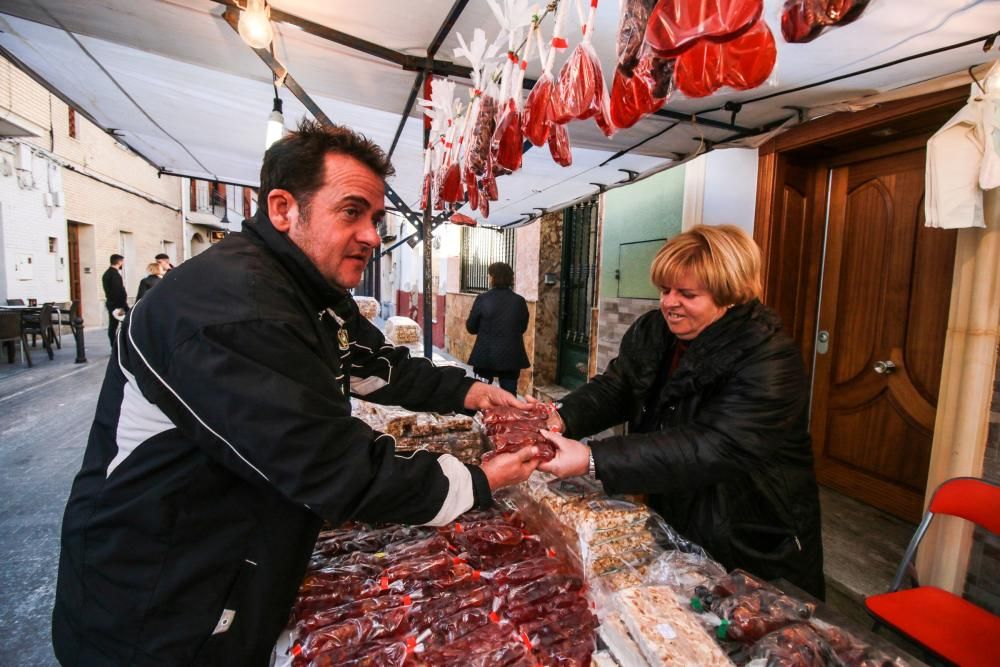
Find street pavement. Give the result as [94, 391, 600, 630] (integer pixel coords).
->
[0, 328, 111, 667]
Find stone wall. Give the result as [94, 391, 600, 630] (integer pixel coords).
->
[595, 297, 658, 373]
[965, 354, 1000, 614]
[532, 213, 563, 387]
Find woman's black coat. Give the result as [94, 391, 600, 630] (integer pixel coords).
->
[465, 287, 530, 371]
[558, 300, 824, 597]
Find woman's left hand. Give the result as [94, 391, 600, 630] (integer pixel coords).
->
[537, 430, 590, 478]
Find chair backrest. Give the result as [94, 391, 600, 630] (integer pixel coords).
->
[0, 311, 21, 339]
[928, 477, 1000, 534]
[6, 298, 25, 306]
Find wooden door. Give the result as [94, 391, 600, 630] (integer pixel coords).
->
[67, 222, 81, 302]
[810, 147, 956, 522]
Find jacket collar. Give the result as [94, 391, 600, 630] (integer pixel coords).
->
[241, 209, 360, 324]
[664, 299, 782, 399]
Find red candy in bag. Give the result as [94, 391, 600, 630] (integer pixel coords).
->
[781, 0, 871, 43]
[674, 18, 776, 97]
[645, 0, 763, 56]
[492, 99, 523, 171]
[522, 73, 554, 146]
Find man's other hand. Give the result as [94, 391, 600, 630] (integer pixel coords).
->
[480, 447, 540, 490]
[463, 381, 528, 412]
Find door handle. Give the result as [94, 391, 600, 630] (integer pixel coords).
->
[873, 360, 896, 375]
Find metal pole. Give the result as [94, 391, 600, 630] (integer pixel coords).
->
[422, 69, 433, 359]
[72, 312, 87, 363]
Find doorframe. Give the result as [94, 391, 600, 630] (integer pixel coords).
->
[753, 84, 998, 592]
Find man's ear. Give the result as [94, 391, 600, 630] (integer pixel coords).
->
[268, 189, 297, 232]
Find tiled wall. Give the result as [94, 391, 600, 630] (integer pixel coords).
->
[595, 297, 658, 373]
[965, 356, 1000, 614]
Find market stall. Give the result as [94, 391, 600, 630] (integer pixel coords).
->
[273, 401, 923, 666]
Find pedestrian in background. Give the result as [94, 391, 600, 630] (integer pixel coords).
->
[136, 261, 164, 301]
[466, 261, 531, 395]
[101, 253, 127, 347]
[155, 252, 174, 273]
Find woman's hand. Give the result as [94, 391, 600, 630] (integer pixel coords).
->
[480, 447, 540, 490]
[537, 430, 590, 478]
[463, 381, 528, 411]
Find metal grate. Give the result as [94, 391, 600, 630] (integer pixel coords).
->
[460, 226, 516, 293]
[560, 199, 599, 346]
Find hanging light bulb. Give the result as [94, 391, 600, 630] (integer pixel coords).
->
[238, 0, 273, 49]
[265, 94, 284, 150]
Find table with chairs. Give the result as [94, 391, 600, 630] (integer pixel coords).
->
[1, 299, 81, 367]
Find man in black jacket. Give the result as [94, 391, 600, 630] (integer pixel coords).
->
[52, 120, 539, 666]
[101, 253, 127, 346]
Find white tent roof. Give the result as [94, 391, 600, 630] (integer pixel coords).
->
[1, 0, 996, 226]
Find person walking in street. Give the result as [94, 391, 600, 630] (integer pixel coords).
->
[465, 261, 531, 395]
[100, 253, 127, 347]
[52, 120, 539, 666]
[135, 261, 164, 301]
[155, 252, 174, 273]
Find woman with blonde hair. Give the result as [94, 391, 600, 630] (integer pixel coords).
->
[136, 261, 164, 301]
[539, 225, 824, 597]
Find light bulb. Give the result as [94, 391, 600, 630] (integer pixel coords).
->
[238, 0, 273, 49]
[265, 97, 284, 150]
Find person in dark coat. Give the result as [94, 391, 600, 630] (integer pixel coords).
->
[466, 262, 530, 395]
[538, 225, 825, 598]
[101, 253, 128, 347]
[135, 261, 164, 301]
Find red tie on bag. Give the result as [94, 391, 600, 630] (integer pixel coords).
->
[644, 0, 763, 56]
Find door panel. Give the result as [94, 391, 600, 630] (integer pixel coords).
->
[811, 147, 956, 522]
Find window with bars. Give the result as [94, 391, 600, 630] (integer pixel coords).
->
[460, 226, 516, 293]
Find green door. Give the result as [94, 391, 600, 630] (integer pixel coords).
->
[558, 200, 599, 389]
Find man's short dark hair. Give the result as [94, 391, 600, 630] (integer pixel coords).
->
[258, 119, 395, 210]
[488, 262, 514, 289]
[155, 253, 169, 261]
[110, 254, 124, 265]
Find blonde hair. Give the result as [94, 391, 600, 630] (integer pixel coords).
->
[147, 262, 162, 276]
[650, 225, 762, 306]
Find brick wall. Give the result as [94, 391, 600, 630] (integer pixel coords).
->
[964, 354, 1000, 614]
[532, 213, 563, 387]
[595, 297, 658, 373]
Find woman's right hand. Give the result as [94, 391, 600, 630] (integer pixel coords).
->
[525, 395, 566, 433]
[537, 431, 590, 478]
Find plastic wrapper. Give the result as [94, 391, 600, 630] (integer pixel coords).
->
[615, 585, 733, 665]
[483, 427, 556, 462]
[552, 40, 606, 124]
[548, 121, 573, 166]
[504, 572, 585, 610]
[307, 639, 408, 667]
[493, 96, 524, 172]
[533, 631, 597, 666]
[599, 612, 648, 667]
[746, 623, 841, 666]
[701, 568, 781, 600]
[522, 72, 554, 146]
[394, 431, 484, 465]
[708, 588, 815, 643]
[644, 0, 763, 56]
[407, 623, 528, 667]
[354, 296, 379, 321]
[295, 593, 415, 637]
[617, 0, 659, 77]
[808, 618, 907, 667]
[292, 607, 410, 664]
[467, 94, 498, 177]
[384, 316, 421, 344]
[674, 18, 777, 98]
[485, 556, 565, 586]
[481, 403, 554, 425]
[645, 549, 727, 597]
[780, 0, 873, 44]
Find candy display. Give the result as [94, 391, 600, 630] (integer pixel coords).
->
[353, 296, 379, 321]
[384, 316, 421, 345]
[480, 404, 558, 462]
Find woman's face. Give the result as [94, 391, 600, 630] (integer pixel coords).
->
[658, 269, 728, 341]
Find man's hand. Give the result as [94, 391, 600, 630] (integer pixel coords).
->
[537, 430, 590, 478]
[480, 447, 540, 490]
[463, 381, 528, 412]
[525, 395, 566, 433]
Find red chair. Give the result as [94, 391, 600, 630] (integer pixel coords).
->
[865, 477, 1000, 666]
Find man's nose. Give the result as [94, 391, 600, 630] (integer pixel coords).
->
[358, 219, 381, 247]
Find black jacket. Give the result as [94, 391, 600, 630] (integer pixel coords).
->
[559, 301, 824, 597]
[102, 266, 127, 309]
[135, 274, 160, 300]
[52, 210, 491, 666]
[466, 287, 530, 371]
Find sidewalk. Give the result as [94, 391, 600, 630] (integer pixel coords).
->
[0, 327, 111, 667]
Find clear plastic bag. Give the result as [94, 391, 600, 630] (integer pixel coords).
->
[644, 549, 727, 597]
[780, 0, 874, 44]
[747, 622, 843, 666]
[523, 73, 554, 146]
[674, 17, 777, 98]
[644, 0, 763, 56]
[709, 588, 815, 643]
[293, 606, 410, 663]
[306, 639, 408, 667]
